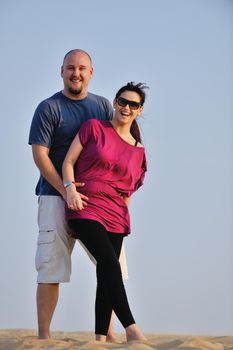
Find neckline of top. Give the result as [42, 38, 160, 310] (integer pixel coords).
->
[107, 121, 144, 149]
[60, 90, 88, 102]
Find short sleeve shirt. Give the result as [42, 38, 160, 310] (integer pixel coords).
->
[28, 91, 113, 195]
[65, 119, 147, 234]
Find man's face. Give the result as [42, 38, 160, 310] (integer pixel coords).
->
[61, 51, 93, 100]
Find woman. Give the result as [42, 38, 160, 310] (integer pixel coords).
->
[62, 82, 147, 342]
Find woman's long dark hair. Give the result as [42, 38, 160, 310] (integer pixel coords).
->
[115, 82, 148, 144]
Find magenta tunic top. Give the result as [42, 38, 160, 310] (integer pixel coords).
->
[65, 119, 147, 234]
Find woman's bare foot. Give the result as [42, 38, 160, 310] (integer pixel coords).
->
[126, 324, 147, 342]
[107, 334, 122, 343]
[96, 334, 106, 342]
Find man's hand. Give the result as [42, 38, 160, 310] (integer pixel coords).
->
[74, 182, 85, 188]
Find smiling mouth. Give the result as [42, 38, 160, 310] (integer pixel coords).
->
[121, 111, 131, 117]
[70, 78, 82, 83]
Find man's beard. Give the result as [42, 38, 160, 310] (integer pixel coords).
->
[68, 86, 82, 95]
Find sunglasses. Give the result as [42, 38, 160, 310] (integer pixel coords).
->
[117, 97, 141, 110]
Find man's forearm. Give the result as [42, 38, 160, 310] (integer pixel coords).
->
[32, 146, 66, 199]
[39, 160, 65, 199]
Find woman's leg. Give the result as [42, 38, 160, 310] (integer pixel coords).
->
[95, 231, 129, 336]
[69, 219, 135, 336]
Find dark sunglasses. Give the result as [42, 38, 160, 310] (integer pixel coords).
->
[117, 97, 141, 110]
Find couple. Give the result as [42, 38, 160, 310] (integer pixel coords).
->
[29, 49, 148, 342]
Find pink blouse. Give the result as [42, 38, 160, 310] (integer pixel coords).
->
[65, 119, 147, 234]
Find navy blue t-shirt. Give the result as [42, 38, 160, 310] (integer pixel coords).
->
[28, 91, 113, 196]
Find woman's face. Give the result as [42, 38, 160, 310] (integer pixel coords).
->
[113, 91, 143, 126]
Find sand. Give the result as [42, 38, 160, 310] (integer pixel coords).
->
[0, 330, 232, 350]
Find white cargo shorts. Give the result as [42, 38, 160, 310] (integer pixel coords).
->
[36, 196, 128, 283]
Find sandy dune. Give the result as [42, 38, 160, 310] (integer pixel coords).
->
[0, 329, 232, 350]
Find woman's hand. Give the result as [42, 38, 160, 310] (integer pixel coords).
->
[120, 194, 131, 207]
[62, 182, 85, 202]
[66, 184, 88, 210]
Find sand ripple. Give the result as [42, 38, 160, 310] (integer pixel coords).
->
[0, 330, 232, 350]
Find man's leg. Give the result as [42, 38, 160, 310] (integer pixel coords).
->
[36, 196, 75, 339]
[106, 312, 117, 342]
[119, 244, 128, 280]
[37, 283, 59, 339]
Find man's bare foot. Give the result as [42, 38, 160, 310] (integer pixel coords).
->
[38, 333, 50, 339]
[126, 324, 147, 342]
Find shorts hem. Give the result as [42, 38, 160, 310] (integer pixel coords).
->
[37, 278, 71, 284]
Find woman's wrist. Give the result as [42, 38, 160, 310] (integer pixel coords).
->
[63, 180, 75, 189]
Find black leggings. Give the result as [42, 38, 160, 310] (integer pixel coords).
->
[69, 219, 135, 335]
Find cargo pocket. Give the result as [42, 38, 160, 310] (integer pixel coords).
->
[35, 229, 57, 270]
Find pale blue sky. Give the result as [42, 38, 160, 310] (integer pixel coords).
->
[0, 0, 232, 335]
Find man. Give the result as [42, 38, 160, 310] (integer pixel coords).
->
[28, 49, 128, 339]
